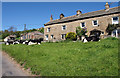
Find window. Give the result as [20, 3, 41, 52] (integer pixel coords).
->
[47, 28, 50, 32]
[27, 34, 28, 39]
[29, 35, 30, 39]
[92, 20, 98, 26]
[51, 35, 54, 39]
[61, 34, 66, 39]
[81, 22, 85, 28]
[112, 16, 119, 24]
[62, 25, 66, 30]
[45, 35, 48, 40]
[101, 32, 104, 35]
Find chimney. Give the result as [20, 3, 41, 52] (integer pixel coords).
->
[50, 14, 53, 21]
[105, 2, 110, 10]
[60, 13, 64, 19]
[76, 10, 82, 16]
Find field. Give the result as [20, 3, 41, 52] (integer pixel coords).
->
[2, 37, 119, 76]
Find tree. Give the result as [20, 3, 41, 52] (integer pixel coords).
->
[106, 24, 119, 35]
[76, 26, 87, 40]
[8, 26, 17, 34]
[38, 27, 44, 33]
[14, 31, 21, 38]
[65, 32, 77, 41]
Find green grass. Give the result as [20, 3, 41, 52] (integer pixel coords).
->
[2, 37, 119, 76]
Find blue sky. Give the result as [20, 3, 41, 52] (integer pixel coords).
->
[2, 2, 118, 31]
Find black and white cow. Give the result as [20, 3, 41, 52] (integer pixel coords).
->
[27, 39, 42, 45]
[13, 40, 20, 44]
[5, 40, 14, 45]
[82, 35, 100, 43]
[5, 39, 20, 45]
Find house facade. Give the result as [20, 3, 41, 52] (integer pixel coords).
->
[44, 3, 120, 42]
[20, 31, 44, 40]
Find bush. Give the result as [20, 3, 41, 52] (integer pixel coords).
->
[106, 24, 119, 35]
[76, 26, 87, 40]
[65, 32, 77, 41]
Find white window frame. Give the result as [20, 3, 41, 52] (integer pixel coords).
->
[51, 35, 53, 39]
[92, 20, 98, 26]
[45, 35, 48, 40]
[61, 34, 66, 39]
[101, 32, 104, 35]
[112, 16, 119, 24]
[62, 25, 66, 30]
[80, 22, 86, 28]
[47, 28, 50, 32]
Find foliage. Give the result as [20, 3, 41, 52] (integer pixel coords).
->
[1, 27, 44, 39]
[65, 32, 77, 41]
[106, 24, 119, 35]
[2, 38, 118, 76]
[76, 26, 87, 39]
[38, 27, 44, 33]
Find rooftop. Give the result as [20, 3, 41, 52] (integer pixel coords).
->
[44, 6, 120, 26]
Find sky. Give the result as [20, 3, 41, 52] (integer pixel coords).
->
[2, 2, 119, 31]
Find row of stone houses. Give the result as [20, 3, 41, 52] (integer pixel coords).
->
[44, 2, 120, 42]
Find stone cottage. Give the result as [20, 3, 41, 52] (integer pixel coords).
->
[20, 31, 44, 40]
[44, 2, 120, 42]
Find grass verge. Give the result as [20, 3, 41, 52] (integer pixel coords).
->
[2, 37, 119, 76]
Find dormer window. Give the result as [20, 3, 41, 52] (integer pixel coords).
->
[47, 28, 50, 32]
[62, 25, 66, 30]
[80, 22, 85, 28]
[112, 16, 119, 24]
[92, 20, 98, 26]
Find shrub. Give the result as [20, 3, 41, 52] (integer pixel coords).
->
[65, 32, 77, 41]
[106, 24, 119, 35]
[76, 26, 87, 40]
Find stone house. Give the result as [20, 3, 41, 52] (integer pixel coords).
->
[44, 3, 120, 42]
[20, 31, 44, 40]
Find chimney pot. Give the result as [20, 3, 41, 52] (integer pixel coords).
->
[76, 10, 82, 16]
[50, 15, 53, 21]
[60, 13, 64, 19]
[105, 2, 110, 10]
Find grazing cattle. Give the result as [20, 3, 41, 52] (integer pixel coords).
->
[82, 35, 100, 43]
[5, 40, 14, 45]
[86, 37, 92, 42]
[19, 40, 26, 44]
[5, 37, 43, 45]
[27, 39, 41, 45]
[13, 40, 20, 44]
[91, 36, 100, 41]
[23, 40, 29, 44]
[82, 38, 88, 43]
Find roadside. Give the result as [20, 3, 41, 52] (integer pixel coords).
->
[2, 51, 32, 76]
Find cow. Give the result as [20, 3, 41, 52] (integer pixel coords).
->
[5, 39, 14, 45]
[82, 35, 100, 43]
[27, 39, 42, 45]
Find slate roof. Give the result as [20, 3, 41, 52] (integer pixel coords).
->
[27, 31, 44, 35]
[44, 6, 120, 26]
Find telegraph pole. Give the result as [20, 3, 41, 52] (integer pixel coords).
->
[24, 24, 26, 31]
[24, 24, 27, 40]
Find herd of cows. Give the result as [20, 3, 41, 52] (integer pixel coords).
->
[4, 37, 43, 45]
[4, 35, 100, 45]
